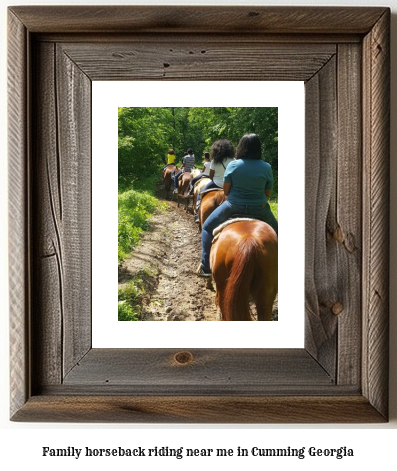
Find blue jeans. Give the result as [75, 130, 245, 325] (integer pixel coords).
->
[201, 200, 278, 272]
[174, 170, 183, 189]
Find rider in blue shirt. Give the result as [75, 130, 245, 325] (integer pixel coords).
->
[224, 158, 274, 205]
[197, 133, 278, 277]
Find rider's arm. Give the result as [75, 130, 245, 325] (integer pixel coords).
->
[209, 169, 215, 180]
[223, 182, 231, 196]
[265, 189, 272, 198]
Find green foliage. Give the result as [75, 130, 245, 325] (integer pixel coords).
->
[118, 187, 163, 263]
[118, 107, 175, 191]
[118, 277, 146, 321]
[119, 278, 145, 303]
[224, 107, 278, 169]
[118, 302, 139, 321]
[269, 201, 278, 221]
[185, 107, 278, 168]
[118, 107, 279, 190]
[128, 174, 161, 196]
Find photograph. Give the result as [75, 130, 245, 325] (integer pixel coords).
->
[117, 107, 279, 322]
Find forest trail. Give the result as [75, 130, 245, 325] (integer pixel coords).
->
[118, 183, 278, 321]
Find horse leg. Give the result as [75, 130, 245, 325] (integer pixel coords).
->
[211, 268, 230, 320]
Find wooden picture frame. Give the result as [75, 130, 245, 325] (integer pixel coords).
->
[8, 6, 390, 423]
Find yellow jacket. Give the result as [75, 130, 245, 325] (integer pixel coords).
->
[167, 153, 176, 165]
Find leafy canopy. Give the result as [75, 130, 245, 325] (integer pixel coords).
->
[118, 107, 278, 192]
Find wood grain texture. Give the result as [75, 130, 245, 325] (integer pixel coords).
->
[34, 33, 363, 45]
[11, 396, 385, 424]
[32, 42, 63, 387]
[32, 42, 92, 387]
[8, 6, 390, 423]
[9, 6, 387, 34]
[335, 44, 362, 386]
[8, 10, 30, 419]
[62, 349, 333, 391]
[60, 42, 335, 82]
[55, 45, 91, 377]
[304, 57, 338, 377]
[362, 9, 390, 419]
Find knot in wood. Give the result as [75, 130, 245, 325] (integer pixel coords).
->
[333, 225, 344, 244]
[174, 351, 193, 365]
[331, 302, 344, 316]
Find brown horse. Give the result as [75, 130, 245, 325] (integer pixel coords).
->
[176, 169, 200, 212]
[193, 177, 211, 217]
[210, 220, 278, 321]
[198, 189, 226, 231]
[162, 165, 179, 200]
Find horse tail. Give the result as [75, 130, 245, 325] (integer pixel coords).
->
[222, 234, 262, 321]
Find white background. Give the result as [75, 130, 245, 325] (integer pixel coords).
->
[92, 81, 305, 348]
[1, 0, 396, 469]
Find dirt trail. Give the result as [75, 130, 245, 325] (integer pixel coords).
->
[118, 184, 278, 321]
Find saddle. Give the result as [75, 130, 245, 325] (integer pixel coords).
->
[212, 218, 259, 242]
[200, 188, 223, 197]
[178, 170, 191, 180]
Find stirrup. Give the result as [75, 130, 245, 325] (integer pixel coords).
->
[196, 264, 211, 278]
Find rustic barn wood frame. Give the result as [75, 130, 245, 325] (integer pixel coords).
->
[8, 6, 390, 423]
